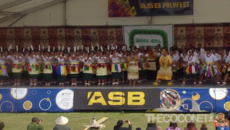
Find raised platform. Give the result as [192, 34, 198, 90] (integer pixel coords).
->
[0, 82, 229, 113]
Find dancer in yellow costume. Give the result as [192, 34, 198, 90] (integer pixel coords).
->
[153, 49, 172, 86]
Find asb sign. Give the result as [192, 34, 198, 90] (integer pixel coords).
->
[74, 88, 160, 110]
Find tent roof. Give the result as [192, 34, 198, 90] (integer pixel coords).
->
[0, 0, 66, 23]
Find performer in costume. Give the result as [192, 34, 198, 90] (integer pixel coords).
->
[195, 48, 205, 84]
[82, 53, 93, 86]
[198, 49, 221, 85]
[3, 51, 11, 84]
[19, 51, 27, 85]
[170, 49, 180, 81]
[181, 50, 200, 86]
[127, 51, 139, 86]
[11, 51, 23, 86]
[137, 48, 146, 83]
[78, 50, 84, 84]
[145, 46, 157, 80]
[42, 51, 53, 87]
[56, 51, 68, 87]
[120, 51, 127, 83]
[69, 52, 80, 86]
[153, 49, 172, 86]
[106, 50, 112, 84]
[37, 51, 43, 85]
[27, 51, 40, 87]
[91, 51, 97, 84]
[95, 51, 107, 86]
[0, 52, 8, 86]
[110, 50, 122, 86]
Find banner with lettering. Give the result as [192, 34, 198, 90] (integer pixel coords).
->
[73, 87, 160, 110]
[108, 0, 193, 17]
[147, 88, 230, 113]
[0, 88, 74, 112]
[123, 25, 173, 49]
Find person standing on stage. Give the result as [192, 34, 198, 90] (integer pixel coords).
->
[181, 50, 200, 86]
[110, 50, 122, 86]
[27, 51, 40, 87]
[11, 51, 23, 86]
[153, 49, 172, 86]
[96, 51, 107, 86]
[82, 53, 93, 86]
[56, 51, 68, 87]
[42, 51, 53, 87]
[0, 53, 8, 86]
[127, 51, 139, 86]
[69, 52, 80, 86]
[198, 49, 221, 85]
[145, 46, 157, 80]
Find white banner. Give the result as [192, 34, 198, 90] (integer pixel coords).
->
[123, 25, 173, 50]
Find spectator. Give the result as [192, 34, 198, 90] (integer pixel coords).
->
[136, 128, 141, 130]
[0, 121, 5, 130]
[114, 120, 132, 130]
[200, 124, 207, 130]
[186, 123, 197, 130]
[27, 117, 44, 130]
[167, 122, 181, 130]
[53, 116, 71, 130]
[146, 122, 162, 130]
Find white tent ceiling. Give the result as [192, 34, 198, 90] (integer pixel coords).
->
[0, 0, 67, 23]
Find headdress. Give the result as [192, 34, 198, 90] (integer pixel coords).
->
[84, 118, 105, 130]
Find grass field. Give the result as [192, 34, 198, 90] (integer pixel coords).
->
[0, 112, 216, 130]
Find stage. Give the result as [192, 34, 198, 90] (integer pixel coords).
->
[0, 80, 229, 113]
[0, 80, 227, 88]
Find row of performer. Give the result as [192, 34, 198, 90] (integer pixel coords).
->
[0, 44, 228, 87]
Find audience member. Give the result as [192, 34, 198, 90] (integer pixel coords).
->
[114, 120, 132, 130]
[186, 123, 197, 130]
[136, 128, 141, 130]
[146, 122, 162, 130]
[200, 124, 207, 130]
[53, 116, 71, 130]
[167, 122, 181, 130]
[27, 117, 44, 130]
[0, 121, 4, 130]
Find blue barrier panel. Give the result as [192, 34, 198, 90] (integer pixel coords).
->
[155, 88, 229, 113]
[0, 88, 74, 112]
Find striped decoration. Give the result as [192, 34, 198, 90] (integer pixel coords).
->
[111, 64, 122, 72]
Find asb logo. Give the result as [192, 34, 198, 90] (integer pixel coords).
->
[87, 91, 145, 106]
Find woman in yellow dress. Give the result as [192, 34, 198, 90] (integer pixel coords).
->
[153, 49, 172, 86]
[127, 51, 139, 86]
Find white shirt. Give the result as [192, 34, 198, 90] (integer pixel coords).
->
[96, 56, 107, 63]
[214, 53, 221, 61]
[187, 56, 200, 65]
[110, 55, 121, 62]
[82, 57, 93, 64]
[204, 54, 218, 63]
[200, 48, 205, 55]
[11, 56, 22, 63]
